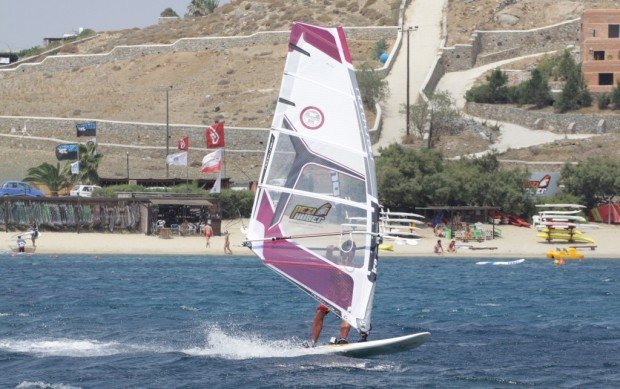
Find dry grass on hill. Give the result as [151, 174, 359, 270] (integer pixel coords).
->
[447, 0, 620, 46]
[499, 133, 620, 163]
[72, 0, 401, 55]
[1, 39, 384, 128]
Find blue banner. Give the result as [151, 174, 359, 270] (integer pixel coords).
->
[55, 144, 78, 161]
[76, 121, 96, 137]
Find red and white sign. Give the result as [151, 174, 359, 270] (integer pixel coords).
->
[177, 136, 189, 151]
[205, 122, 225, 148]
[201, 149, 222, 173]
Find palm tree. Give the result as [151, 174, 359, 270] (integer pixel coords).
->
[77, 142, 103, 184]
[24, 162, 71, 196]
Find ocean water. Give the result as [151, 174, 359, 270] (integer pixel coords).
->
[0, 254, 618, 388]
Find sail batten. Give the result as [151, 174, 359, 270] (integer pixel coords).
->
[247, 22, 378, 335]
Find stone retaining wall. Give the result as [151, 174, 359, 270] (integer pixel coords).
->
[0, 116, 269, 151]
[441, 19, 580, 72]
[465, 102, 620, 134]
[0, 27, 398, 77]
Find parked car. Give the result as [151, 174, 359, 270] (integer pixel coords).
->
[0, 181, 45, 197]
[70, 185, 102, 197]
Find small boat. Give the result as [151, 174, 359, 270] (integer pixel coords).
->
[546, 247, 584, 260]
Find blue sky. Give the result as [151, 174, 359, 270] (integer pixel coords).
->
[0, 0, 229, 51]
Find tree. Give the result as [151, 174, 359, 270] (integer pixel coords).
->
[24, 163, 71, 196]
[426, 90, 460, 147]
[160, 7, 179, 17]
[212, 189, 255, 218]
[76, 142, 103, 184]
[376, 147, 533, 215]
[186, 0, 219, 16]
[465, 68, 509, 104]
[518, 69, 552, 108]
[561, 158, 620, 209]
[554, 64, 591, 113]
[376, 144, 444, 209]
[556, 50, 576, 81]
[356, 63, 389, 107]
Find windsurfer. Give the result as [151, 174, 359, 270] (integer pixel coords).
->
[306, 240, 357, 347]
[308, 303, 350, 347]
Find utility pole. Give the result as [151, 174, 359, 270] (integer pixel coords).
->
[126, 151, 130, 182]
[405, 26, 418, 137]
[165, 85, 172, 178]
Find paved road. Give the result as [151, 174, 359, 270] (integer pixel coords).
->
[374, 0, 446, 151]
[436, 52, 595, 156]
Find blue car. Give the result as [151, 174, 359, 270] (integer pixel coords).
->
[0, 181, 45, 197]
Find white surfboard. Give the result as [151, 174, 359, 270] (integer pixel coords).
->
[312, 332, 430, 357]
[476, 259, 525, 266]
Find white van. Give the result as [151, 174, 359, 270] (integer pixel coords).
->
[70, 185, 102, 197]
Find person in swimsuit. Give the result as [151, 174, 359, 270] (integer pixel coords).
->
[204, 222, 213, 248]
[17, 236, 26, 253]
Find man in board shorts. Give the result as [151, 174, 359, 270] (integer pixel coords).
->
[306, 240, 356, 347]
[308, 303, 351, 347]
[204, 222, 213, 248]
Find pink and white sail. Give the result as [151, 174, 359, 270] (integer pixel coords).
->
[246, 22, 380, 335]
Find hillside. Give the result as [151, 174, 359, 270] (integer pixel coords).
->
[1, 0, 619, 186]
[447, 0, 620, 45]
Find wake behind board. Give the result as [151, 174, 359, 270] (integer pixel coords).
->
[476, 258, 525, 266]
[312, 332, 430, 358]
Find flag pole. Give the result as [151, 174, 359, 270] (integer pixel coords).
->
[76, 143, 81, 234]
[186, 149, 189, 193]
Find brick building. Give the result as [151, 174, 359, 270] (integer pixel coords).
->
[581, 9, 620, 92]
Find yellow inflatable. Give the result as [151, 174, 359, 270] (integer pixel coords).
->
[379, 243, 394, 251]
[546, 247, 584, 261]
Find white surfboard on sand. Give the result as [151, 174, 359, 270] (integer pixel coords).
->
[311, 332, 430, 357]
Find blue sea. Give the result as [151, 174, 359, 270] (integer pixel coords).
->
[0, 254, 618, 388]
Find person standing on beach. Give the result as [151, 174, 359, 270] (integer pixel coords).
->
[16, 236, 26, 253]
[204, 222, 213, 248]
[434, 239, 444, 255]
[223, 230, 233, 254]
[29, 223, 39, 247]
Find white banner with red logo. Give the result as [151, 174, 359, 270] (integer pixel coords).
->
[201, 149, 222, 173]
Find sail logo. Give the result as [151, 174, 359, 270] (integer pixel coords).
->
[290, 203, 332, 223]
[300, 106, 324, 130]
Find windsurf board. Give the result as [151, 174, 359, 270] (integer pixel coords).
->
[312, 332, 430, 357]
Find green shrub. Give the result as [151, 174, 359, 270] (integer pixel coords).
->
[373, 38, 387, 60]
[212, 189, 254, 218]
[464, 69, 508, 104]
[611, 83, 620, 109]
[554, 64, 591, 113]
[356, 63, 389, 107]
[160, 7, 179, 17]
[597, 93, 611, 109]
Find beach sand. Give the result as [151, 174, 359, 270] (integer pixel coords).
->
[1, 222, 618, 258]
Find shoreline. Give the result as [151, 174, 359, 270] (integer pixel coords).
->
[2, 223, 619, 259]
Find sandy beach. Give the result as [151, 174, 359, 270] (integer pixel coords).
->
[2, 222, 618, 259]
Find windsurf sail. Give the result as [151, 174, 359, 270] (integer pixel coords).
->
[245, 22, 380, 336]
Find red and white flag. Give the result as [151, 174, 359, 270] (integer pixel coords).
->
[205, 122, 225, 148]
[201, 149, 222, 173]
[177, 136, 189, 151]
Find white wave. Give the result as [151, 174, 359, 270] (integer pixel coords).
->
[0, 338, 164, 357]
[0, 313, 10, 317]
[182, 325, 311, 360]
[180, 305, 200, 312]
[16, 381, 81, 389]
[476, 303, 501, 307]
[295, 361, 408, 372]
